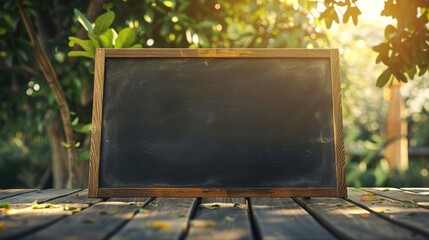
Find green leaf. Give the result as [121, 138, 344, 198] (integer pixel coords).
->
[376, 69, 392, 88]
[88, 33, 100, 49]
[75, 142, 81, 148]
[402, 200, 419, 208]
[160, 20, 170, 37]
[77, 150, 90, 161]
[115, 27, 136, 48]
[99, 29, 116, 48]
[73, 123, 92, 134]
[61, 141, 71, 148]
[71, 117, 79, 126]
[0, 27, 7, 36]
[385, 25, 396, 40]
[144, 8, 154, 23]
[131, 43, 142, 48]
[163, 0, 175, 8]
[68, 51, 94, 59]
[94, 11, 115, 35]
[178, 0, 191, 11]
[74, 8, 93, 33]
[197, 21, 217, 29]
[68, 37, 95, 55]
[0, 202, 10, 209]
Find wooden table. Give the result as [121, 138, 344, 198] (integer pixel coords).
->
[0, 188, 428, 239]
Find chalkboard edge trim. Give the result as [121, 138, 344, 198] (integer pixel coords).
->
[94, 187, 339, 198]
[89, 48, 347, 198]
[88, 48, 105, 198]
[103, 48, 333, 58]
[329, 49, 348, 198]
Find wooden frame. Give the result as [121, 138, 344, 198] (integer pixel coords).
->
[89, 48, 346, 198]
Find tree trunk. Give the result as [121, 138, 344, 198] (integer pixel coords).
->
[18, 1, 78, 188]
[47, 115, 69, 188]
[385, 81, 408, 171]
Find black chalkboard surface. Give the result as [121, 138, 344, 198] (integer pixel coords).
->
[89, 49, 346, 198]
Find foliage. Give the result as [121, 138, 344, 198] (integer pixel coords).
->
[69, 9, 142, 60]
[319, 0, 429, 87]
[331, 22, 429, 187]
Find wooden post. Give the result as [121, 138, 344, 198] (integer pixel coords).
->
[384, 81, 408, 171]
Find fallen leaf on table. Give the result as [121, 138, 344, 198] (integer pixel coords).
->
[360, 195, 376, 202]
[149, 203, 158, 208]
[0, 203, 10, 209]
[63, 205, 81, 214]
[402, 200, 419, 208]
[233, 203, 248, 210]
[0, 222, 5, 231]
[81, 217, 96, 224]
[145, 221, 169, 230]
[201, 204, 220, 210]
[382, 188, 390, 192]
[139, 208, 151, 214]
[191, 220, 216, 228]
[99, 209, 117, 215]
[32, 200, 59, 209]
[224, 216, 235, 222]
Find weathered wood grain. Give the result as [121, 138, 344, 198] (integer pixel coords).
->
[294, 197, 426, 239]
[104, 48, 332, 58]
[0, 189, 38, 200]
[23, 198, 150, 240]
[2, 189, 81, 204]
[250, 198, 335, 240]
[97, 188, 338, 198]
[186, 198, 252, 240]
[363, 188, 429, 208]
[330, 48, 347, 198]
[347, 188, 429, 237]
[400, 188, 429, 195]
[49, 189, 102, 206]
[88, 48, 105, 198]
[112, 198, 196, 240]
[0, 189, 94, 239]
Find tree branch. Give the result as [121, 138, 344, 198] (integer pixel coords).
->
[17, 0, 78, 188]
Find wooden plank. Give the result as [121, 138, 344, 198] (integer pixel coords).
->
[186, 198, 252, 240]
[0, 190, 97, 239]
[2, 189, 81, 204]
[104, 48, 332, 58]
[112, 198, 197, 240]
[88, 48, 105, 198]
[294, 197, 426, 239]
[250, 198, 335, 240]
[0, 189, 38, 200]
[23, 198, 150, 240]
[348, 188, 429, 237]
[330, 48, 347, 198]
[401, 188, 429, 195]
[97, 188, 338, 198]
[363, 188, 429, 208]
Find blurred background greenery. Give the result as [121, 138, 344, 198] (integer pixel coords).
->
[0, 0, 428, 189]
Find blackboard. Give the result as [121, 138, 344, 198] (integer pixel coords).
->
[89, 49, 346, 198]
